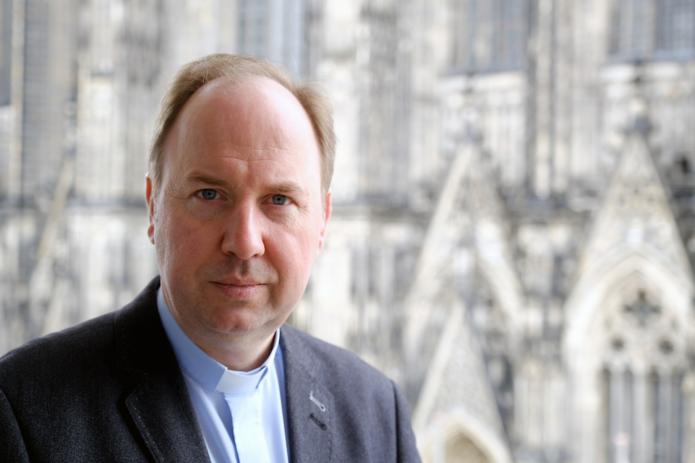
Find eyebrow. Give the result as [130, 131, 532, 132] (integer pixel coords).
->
[187, 173, 229, 187]
[187, 172, 307, 196]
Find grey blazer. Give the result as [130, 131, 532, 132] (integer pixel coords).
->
[0, 278, 420, 462]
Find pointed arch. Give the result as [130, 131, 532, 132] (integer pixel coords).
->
[419, 409, 513, 463]
[565, 250, 692, 364]
[564, 249, 693, 462]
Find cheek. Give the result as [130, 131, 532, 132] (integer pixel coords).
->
[271, 229, 322, 282]
[155, 210, 218, 269]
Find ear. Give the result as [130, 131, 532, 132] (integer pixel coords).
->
[318, 191, 332, 251]
[145, 175, 156, 244]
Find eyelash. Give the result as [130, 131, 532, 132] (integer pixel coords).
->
[196, 189, 220, 201]
[270, 194, 290, 206]
[195, 190, 292, 206]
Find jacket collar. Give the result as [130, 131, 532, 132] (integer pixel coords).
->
[280, 325, 334, 463]
[112, 277, 334, 463]
[113, 277, 210, 463]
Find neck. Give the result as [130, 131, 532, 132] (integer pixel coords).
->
[196, 330, 276, 371]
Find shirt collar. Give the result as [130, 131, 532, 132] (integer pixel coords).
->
[156, 287, 280, 396]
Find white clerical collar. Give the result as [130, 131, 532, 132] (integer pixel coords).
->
[156, 286, 280, 397]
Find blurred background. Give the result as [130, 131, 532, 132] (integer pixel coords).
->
[1, 0, 695, 462]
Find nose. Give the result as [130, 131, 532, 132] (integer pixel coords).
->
[220, 203, 265, 260]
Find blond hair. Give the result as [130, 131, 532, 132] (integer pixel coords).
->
[149, 54, 335, 192]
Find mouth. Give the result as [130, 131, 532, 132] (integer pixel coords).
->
[211, 280, 264, 299]
[212, 279, 262, 286]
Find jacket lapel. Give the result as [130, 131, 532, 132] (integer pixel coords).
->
[281, 326, 334, 463]
[124, 374, 209, 462]
[114, 278, 210, 463]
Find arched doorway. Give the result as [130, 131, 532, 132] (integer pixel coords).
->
[444, 432, 491, 463]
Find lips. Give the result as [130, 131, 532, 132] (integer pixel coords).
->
[213, 279, 262, 286]
[211, 280, 264, 299]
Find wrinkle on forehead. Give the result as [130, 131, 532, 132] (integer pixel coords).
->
[177, 148, 303, 172]
[215, 147, 298, 158]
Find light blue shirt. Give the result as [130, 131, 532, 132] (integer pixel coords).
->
[157, 289, 289, 463]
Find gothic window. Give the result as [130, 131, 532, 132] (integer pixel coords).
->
[601, 289, 686, 462]
[609, 0, 695, 61]
[0, 0, 13, 105]
[451, 0, 528, 73]
[677, 155, 691, 175]
[349, 245, 369, 306]
[656, 0, 695, 55]
[622, 289, 660, 326]
[603, 368, 635, 462]
[122, 0, 163, 87]
[236, 0, 307, 78]
[237, 0, 269, 58]
[651, 371, 684, 462]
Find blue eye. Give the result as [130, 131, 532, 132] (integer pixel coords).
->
[198, 189, 219, 200]
[271, 194, 289, 205]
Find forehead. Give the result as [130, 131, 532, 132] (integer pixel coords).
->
[177, 77, 317, 157]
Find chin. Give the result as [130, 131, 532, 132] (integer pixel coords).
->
[204, 311, 274, 338]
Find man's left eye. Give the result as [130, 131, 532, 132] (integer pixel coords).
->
[270, 194, 289, 206]
[197, 189, 219, 200]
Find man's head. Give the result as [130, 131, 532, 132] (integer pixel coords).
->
[149, 54, 335, 194]
[145, 54, 333, 370]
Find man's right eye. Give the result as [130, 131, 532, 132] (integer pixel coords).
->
[196, 189, 219, 200]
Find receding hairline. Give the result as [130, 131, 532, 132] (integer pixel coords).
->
[148, 54, 335, 193]
[190, 74, 308, 115]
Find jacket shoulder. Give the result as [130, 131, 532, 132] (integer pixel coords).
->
[0, 277, 161, 384]
[280, 324, 422, 462]
[0, 312, 116, 381]
[281, 324, 395, 393]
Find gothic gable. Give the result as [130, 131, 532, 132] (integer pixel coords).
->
[566, 128, 694, 357]
[563, 126, 695, 463]
[404, 140, 524, 359]
[414, 303, 512, 463]
[580, 130, 692, 282]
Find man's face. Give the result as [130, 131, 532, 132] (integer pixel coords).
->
[146, 77, 330, 354]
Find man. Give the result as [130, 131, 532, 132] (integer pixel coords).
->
[0, 54, 421, 462]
